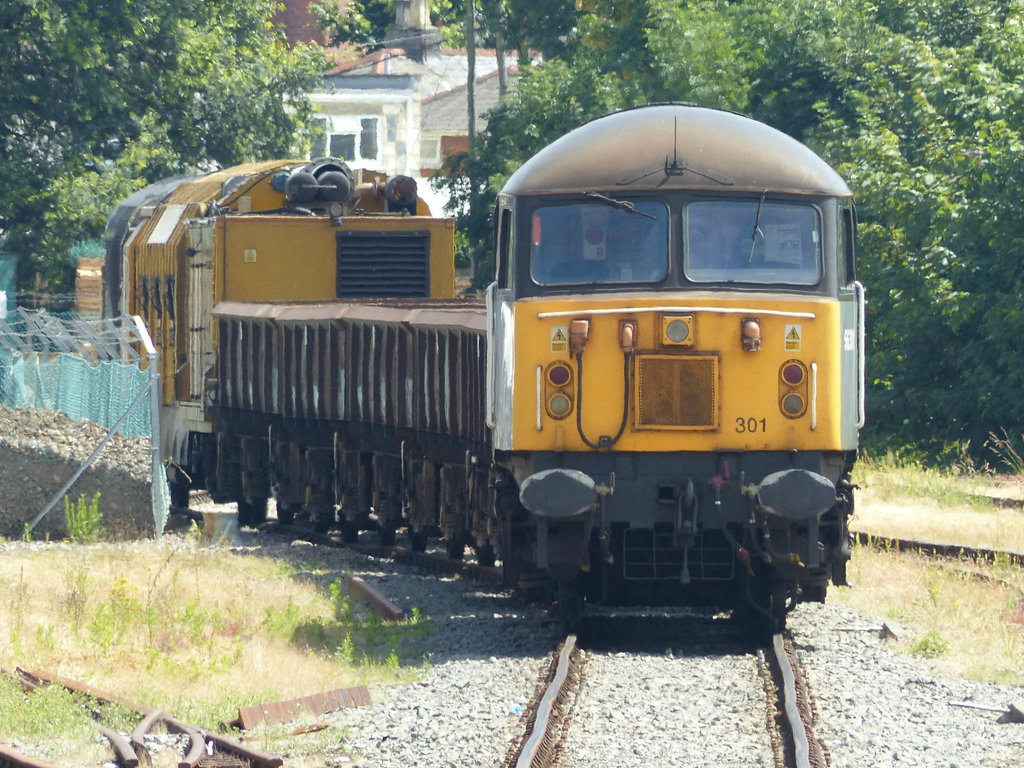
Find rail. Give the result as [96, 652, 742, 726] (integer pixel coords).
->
[766, 633, 828, 768]
[506, 634, 581, 768]
[854, 531, 1024, 567]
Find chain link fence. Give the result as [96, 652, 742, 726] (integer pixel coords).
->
[0, 308, 169, 539]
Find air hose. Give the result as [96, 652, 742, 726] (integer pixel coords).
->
[575, 350, 632, 450]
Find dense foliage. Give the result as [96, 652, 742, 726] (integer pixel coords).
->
[316, 0, 578, 60]
[436, 0, 1024, 458]
[0, 0, 325, 296]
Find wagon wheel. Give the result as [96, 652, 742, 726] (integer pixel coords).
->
[476, 543, 496, 568]
[276, 503, 298, 526]
[340, 518, 359, 544]
[409, 528, 428, 552]
[236, 498, 267, 528]
[378, 523, 397, 547]
[445, 533, 465, 560]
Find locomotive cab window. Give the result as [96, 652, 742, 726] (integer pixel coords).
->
[685, 200, 822, 286]
[494, 206, 512, 289]
[530, 200, 669, 286]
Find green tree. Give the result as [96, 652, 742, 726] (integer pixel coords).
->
[437, 57, 632, 283]
[801, 0, 1024, 452]
[0, 0, 325, 296]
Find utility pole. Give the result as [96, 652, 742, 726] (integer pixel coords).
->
[467, 0, 477, 151]
[466, 0, 478, 283]
[495, 1, 507, 97]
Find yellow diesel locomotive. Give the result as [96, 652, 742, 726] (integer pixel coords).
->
[488, 104, 864, 627]
[107, 104, 863, 630]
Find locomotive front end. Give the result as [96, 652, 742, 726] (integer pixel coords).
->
[488, 105, 864, 627]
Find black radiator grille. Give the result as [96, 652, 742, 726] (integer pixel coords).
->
[336, 230, 431, 298]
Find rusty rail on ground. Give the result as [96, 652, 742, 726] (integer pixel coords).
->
[0, 744, 63, 768]
[854, 531, 1023, 567]
[10, 668, 283, 768]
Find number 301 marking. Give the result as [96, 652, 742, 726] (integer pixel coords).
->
[735, 417, 767, 433]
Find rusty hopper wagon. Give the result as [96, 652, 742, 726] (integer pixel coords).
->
[108, 104, 864, 631]
[212, 299, 491, 554]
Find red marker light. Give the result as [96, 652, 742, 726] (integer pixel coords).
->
[782, 363, 805, 386]
[548, 363, 572, 387]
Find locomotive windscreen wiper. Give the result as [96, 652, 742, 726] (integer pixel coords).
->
[583, 191, 657, 219]
[748, 192, 766, 264]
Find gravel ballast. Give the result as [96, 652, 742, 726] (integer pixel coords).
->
[561, 648, 772, 767]
[285, 538, 1024, 767]
[228, 529, 557, 768]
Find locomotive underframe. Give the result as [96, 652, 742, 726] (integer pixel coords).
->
[496, 447, 855, 619]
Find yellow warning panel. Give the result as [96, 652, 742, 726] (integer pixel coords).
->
[784, 323, 802, 352]
[551, 326, 568, 353]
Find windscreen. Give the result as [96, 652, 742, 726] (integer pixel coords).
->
[530, 201, 669, 286]
[685, 200, 821, 285]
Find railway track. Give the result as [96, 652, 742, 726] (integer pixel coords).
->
[501, 613, 829, 768]
[854, 530, 1024, 567]
[764, 634, 830, 768]
[504, 634, 582, 768]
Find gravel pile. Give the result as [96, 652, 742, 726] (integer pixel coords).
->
[0, 403, 155, 539]
[788, 602, 1024, 767]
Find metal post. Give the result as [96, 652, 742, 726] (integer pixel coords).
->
[131, 315, 166, 536]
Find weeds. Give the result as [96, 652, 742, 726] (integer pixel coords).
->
[1, 542, 438, 738]
[64, 492, 103, 543]
[911, 629, 950, 657]
[832, 547, 1024, 683]
[61, 567, 89, 635]
[987, 429, 1024, 477]
[289, 578, 434, 669]
[0, 675, 96, 742]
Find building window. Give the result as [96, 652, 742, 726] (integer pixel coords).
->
[311, 116, 380, 162]
[311, 117, 329, 157]
[329, 133, 357, 160]
[360, 118, 378, 160]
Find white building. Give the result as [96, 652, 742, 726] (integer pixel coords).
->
[280, 0, 515, 215]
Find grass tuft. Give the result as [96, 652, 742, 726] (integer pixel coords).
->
[64, 492, 104, 544]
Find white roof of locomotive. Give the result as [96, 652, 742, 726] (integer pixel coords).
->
[501, 104, 852, 198]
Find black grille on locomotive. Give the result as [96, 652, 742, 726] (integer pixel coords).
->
[336, 230, 431, 298]
[622, 526, 734, 581]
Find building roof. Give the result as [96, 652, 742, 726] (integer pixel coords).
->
[422, 66, 518, 133]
